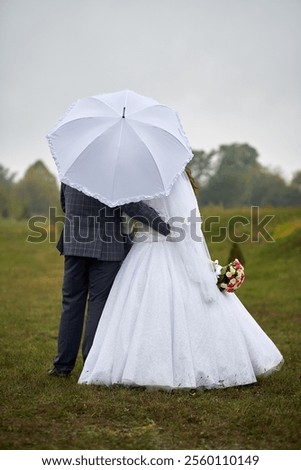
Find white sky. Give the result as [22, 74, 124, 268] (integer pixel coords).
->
[0, 0, 300, 181]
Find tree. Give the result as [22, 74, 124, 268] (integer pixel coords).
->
[291, 170, 301, 191]
[187, 149, 215, 185]
[196, 143, 301, 207]
[247, 165, 301, 206]
[0, 164, 16, 218]
[15, 160, 60, 218]
[200, 143, 261, 207]
[228, 242, 246, 267]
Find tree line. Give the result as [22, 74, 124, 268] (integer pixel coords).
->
[0, 143, 300, 219]
[188, 143, 301, 207]
[0, 160, 60, 219]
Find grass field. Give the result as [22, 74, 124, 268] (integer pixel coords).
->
[0, 207, 300, 450]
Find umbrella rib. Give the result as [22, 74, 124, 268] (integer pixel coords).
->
[89, 96, 121, 116]
[125, 124, 166, 190]
[51, 116, 118, 134]
[89, 96, 129, 117]
[128, 103, 170, 117]
[128, 118, 192, 155]
[64, 121, 121, 176]
[111, 120, 125, 200]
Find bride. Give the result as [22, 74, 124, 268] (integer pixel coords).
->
[78, 169, 283, 389]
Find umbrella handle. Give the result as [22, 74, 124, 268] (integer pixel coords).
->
[122, 107, 126, 118]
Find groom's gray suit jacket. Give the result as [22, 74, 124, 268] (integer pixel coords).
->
[57, 183, 170, 261]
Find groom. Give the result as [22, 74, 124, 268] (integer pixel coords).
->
[48, 183, 170, 377]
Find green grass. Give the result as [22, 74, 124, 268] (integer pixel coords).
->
[0, 209, 300, 450]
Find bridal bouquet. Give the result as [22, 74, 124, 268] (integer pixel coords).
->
[215, 259, 245, 293]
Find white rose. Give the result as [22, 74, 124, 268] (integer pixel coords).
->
[230, 266, 236, 274]
[226, 272, 232, 278]
[229, 278, 236, 285]
[220, 283, 228, 289]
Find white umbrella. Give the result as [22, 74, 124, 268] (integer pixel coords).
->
[47, 89, 193, 207]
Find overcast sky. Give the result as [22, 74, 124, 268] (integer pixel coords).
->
[1, 0, 300, 181]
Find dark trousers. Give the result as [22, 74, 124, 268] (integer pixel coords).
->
[53, 255, 121, 373]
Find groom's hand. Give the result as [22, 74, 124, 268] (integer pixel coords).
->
[121, 202, 170, 236]
[166, 226, 183, 242]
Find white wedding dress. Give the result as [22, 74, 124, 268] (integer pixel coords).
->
[78, 171, 283, 389]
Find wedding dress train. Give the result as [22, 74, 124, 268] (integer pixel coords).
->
[78, 172, 283, 389]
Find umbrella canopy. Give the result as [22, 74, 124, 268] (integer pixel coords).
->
[47, 89, 193, 207]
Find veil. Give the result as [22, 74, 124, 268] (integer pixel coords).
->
[142, 170, 219, 302]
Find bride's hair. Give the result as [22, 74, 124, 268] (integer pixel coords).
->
[185, 166, 199, 196]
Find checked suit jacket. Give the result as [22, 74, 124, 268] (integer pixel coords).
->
[57, 183, 170, 261]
